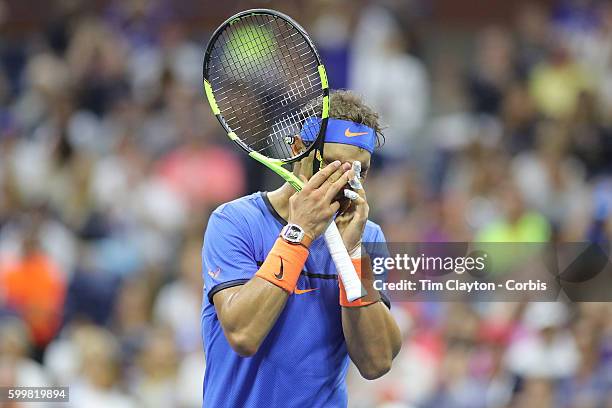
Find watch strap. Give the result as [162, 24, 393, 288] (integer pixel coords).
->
[300, 231, 314, 248]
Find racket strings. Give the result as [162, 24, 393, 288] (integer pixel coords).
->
[209, 27, 303, 67]
[223, 71, 320, 137]
[213, 33, 317, 112]
[218, 71, 317, 122]
[211, 18, 306, 93]
[214, 64, 318, 110]
[206, 13, 323, 160]
[229, 100, 318, 153]
[219, 71, 320, 134]
[212, 17, 319, 116]
[207, 17, 289, 61]
[251, 112, 317, 152]
[236, 92, 320, 154]
[219, 17, 312, 82]
[249, 105, 319, 151]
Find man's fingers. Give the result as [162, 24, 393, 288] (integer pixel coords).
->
[339, 193, 365, 216]
[345, 174, 367, 202]
[325, 169, 355, 202]
[330, 201, 341, 213]
[354, 184, 366, 200]
[354, 197, 367, 215]
[344, 189, 359, 200]
[294, 149, 316, 184]
[348, 161, 363, 191]
[318, 162, 351, 192]
[305, 160, 342, 190]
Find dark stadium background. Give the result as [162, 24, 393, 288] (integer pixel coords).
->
[1, 0, 611, 407]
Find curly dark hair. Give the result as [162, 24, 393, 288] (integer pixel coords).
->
[328, 90, 385, 148]
[303, 89, 385, 149]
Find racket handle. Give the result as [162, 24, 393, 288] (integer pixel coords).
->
[323, 222, 366, 302]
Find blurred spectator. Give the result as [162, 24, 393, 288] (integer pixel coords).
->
[69, 325, 136, 408]
[514, 2, 550, 74]
[0, 317, 50, 388]
[174, 347, 206, 408]
[112, 278, 155, 366]
[476, 183, 551, 242]
[309, 0, 358, 89]
[131, 325, 180, 407]
[506, 303, 579, 379]
[0, 228, 66, 351]
[350, 3, 429, 159]
[528, 44, 591, 119]
[63, 244, 121, 326]
[467, 27, 516, 116]
[511, 120, 588, 226]
[1, 1, 612, 407]
[153, 239, 202, 353]
[156, 139, 246, 210]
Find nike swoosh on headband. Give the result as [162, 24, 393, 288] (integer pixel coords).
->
[300, 118, 376, 154]
[344, 128, 369, 137]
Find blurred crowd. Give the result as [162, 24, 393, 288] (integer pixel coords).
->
[1, 0, 612, 407]
[346, 1, 612, 407]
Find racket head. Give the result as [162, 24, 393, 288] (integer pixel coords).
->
[203, 9, 329, 164]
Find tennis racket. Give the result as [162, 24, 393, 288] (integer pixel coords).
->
[203, 9, 365, 301]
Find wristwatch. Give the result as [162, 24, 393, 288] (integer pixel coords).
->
[280, 223, 313, 248]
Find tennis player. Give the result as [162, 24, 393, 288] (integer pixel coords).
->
[201, 90, 401, 407]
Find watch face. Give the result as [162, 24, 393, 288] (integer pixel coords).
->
[287, 228, 300, 240]
[283, 224, 304, 243]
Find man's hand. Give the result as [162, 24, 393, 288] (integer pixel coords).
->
[288, 161, 354, 239]
[335, 179, 368, 253]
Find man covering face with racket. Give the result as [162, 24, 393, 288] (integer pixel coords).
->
[202, 90, 401, 408]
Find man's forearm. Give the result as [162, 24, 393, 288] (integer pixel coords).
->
[214, 277, 289, 356]
[213, 238, 308, 356]
[342, 302, 402, 379]
[339, 253, 402, 379]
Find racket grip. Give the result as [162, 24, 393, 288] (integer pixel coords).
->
[323, 222, 366, 302]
